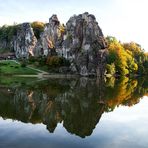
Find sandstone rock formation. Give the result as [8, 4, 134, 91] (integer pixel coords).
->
[41, 14, 65, 56]
[0, 12, 108, 76]
[62, 12, 108, 76]
[13, 23, 37, 58]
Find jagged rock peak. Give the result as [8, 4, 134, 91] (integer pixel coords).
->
[49, 14, 60, 25]
[42, 14, 64, 56]
[64, 12, 107, 51]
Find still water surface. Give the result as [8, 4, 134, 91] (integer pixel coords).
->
[0, 77, 147, 148]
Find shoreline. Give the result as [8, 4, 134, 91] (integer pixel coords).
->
[14, 73, 80, 79]
[1, 73, 146, 79]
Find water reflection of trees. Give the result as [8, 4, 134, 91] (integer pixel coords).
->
[105, 77, 148, 111]
[0, 77, 147, 138]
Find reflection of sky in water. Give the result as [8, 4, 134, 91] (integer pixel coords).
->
[92, 96, 148, 148]
[0, 96, 148, 148]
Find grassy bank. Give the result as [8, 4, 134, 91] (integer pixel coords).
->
[0, 60, 38, 75]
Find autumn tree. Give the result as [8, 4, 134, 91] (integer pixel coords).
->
[106, 36, 139, 76]
[123, 42, 148, 75]
[31, 21, 45, 39]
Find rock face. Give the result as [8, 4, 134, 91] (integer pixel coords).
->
[41, 14, 64, 56]
[61, 12, 108, 76]
[13, 23, 37, 58]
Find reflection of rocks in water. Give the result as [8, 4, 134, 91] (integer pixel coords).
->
[0, 77, 147, 138]
[79, 77, 88, 87]
[56, 78, 106, 137]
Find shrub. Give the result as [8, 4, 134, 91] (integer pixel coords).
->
[21, 63, 26, 67]
[28, 56, 37, 63]
[28, 56, 47, 66]
[46, 56, 70, 68]
[38, 56, 46, 66]
[21, 60, 27, 67]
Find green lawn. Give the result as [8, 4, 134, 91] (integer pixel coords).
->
[0, 60, 38, 75]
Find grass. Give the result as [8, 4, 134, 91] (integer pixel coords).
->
[0, 60, 39, 75]
[29, 64, 49, 72]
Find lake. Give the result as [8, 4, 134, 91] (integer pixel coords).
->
[0, 76, 147, 148]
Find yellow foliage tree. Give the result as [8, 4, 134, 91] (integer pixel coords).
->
[31, 21, 45, 39]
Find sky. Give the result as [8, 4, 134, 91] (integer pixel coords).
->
[0, 0, 148, 52]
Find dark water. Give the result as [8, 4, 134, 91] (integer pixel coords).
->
[0, 76, 147, 148]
